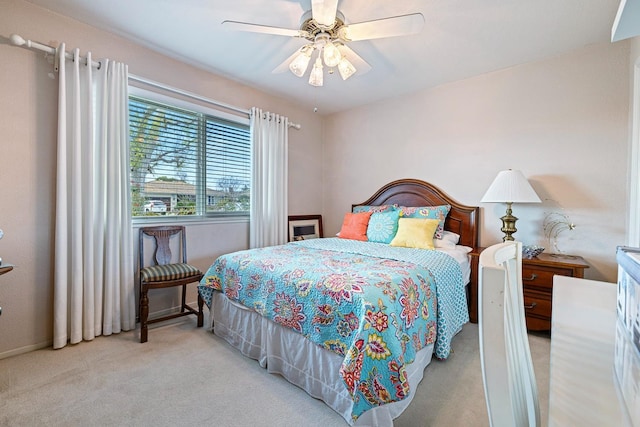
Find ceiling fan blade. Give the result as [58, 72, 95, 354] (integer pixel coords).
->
[337, 45, 371, 75]
[312, 0, 339, 28]
[222, 20, 309, 38]
[338, 13, 425, 42]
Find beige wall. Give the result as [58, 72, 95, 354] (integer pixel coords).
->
[323, 41, 630, 283]
[0, 0, 323, 357]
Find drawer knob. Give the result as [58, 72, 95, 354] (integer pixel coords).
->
[524, 302, 537, 310]
[523, 273, 538, 281]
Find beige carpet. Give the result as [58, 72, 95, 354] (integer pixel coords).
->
[0, 319, 550, 427]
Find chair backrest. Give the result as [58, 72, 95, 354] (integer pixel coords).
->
[478, 241, 540, 427]
[139, 226, 188, 268]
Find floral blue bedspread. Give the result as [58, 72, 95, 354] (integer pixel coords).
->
[197, 238, 468, 422]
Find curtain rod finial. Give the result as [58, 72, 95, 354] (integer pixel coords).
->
[9, 34, 26, 46]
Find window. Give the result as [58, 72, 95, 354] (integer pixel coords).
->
[129, 93, 251, 219]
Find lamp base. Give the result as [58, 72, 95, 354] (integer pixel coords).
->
[500, 202, 518, 241]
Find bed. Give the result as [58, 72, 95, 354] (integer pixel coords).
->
[197, 178, 479, 426]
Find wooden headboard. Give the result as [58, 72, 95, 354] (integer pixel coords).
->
[353, 178, 479, 249]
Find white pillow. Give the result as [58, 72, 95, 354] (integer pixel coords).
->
[433, 231, 462, 249]
[433, 238, 456, 249]
[441, 231, 460, 244]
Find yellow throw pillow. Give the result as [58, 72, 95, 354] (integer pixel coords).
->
[390, 218, 440, 249]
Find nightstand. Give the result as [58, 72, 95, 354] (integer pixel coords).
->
[521, 253, 589, 331]
[467, 249, 589, 331]
[468, 247, 482, 323]
[0, 264, 13, 275]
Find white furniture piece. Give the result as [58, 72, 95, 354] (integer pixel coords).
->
[549, 276, 630, 426]
[479, 241, 540, 427]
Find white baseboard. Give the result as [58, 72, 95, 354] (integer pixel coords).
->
[0, 340, 52, 360]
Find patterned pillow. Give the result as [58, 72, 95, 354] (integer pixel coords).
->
[397, 205, 451, 239]
[367, 210, 400, 244]
[352, 205, 396, 214]
[389, 218, 440, 249]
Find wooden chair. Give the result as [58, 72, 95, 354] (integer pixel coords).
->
[478, 241, 540, 427]
[138, 226, 204, 343]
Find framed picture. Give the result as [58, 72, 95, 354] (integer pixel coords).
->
[288, 215, 323, 242]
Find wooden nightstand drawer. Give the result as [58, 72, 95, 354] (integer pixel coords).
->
[522, 265, 574, 290]
[523, 291, 552, 330]
[522, 266, 554, 288]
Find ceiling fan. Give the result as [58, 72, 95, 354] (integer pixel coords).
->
[222, 0, 425, 86]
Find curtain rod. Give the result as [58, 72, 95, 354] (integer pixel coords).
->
[129, 74, 250, 116]
[10, 33, 301, 130]
[10, 33, 101, 69]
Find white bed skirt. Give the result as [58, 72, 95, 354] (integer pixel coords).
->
[210, 293, 435, 426]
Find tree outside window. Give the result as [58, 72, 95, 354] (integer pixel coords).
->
[129, 95, 250, 219]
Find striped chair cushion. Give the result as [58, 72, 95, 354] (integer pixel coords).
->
[140, 263, 202, 283]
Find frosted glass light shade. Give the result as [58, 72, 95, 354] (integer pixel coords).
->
[481, 170, 541, 203]
[337, 57, 356, 80]
[323, 41, 342, 67]
[308, 57, 324, 86]
[289, 47, 312, 77]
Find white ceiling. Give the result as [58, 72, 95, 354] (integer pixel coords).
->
[25, 0, 623, 115]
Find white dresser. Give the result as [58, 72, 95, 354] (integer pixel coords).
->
[548, 276, 635, 426]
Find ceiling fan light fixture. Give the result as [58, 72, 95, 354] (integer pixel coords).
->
[322, 41, 341, 67]
[338, 57, 356, 80]
[231, 4, 422, 86]
[308, 56, 324, 87]
[289, 45, 313, 77]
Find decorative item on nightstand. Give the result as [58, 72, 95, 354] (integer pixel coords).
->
[522, 245, 545, 259]
[543, 209, 576, 254]
[481, 169, 541, 241]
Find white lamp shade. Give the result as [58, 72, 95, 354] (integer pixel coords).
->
[338, 57, 356, 80]
[308, 56, 324, 87]
[481, 170, 541, 203]
[289, 47, 312, 77]
[323, 41, 342, 67]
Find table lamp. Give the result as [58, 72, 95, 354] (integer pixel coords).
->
[481, 169, 541, 241]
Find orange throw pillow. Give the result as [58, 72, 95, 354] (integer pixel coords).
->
[338, 212, 372, 241]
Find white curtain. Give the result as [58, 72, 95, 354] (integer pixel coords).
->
[250, 108, 289, 248]
[53, 44, 135, 349]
